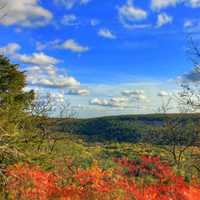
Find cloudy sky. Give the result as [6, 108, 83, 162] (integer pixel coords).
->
[0, 0, 200, 118]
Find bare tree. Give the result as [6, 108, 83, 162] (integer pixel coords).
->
[154, 37, 200, 171]
[176, 36, 200, 110]
[58, 101, 77, 119]
[151, 95, 200, 170]
[28, 93, 77, 153]
[157, 97, 173, 114]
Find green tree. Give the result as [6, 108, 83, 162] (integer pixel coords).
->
[0, 55, 34, 124]
[0, 55, 34, 191]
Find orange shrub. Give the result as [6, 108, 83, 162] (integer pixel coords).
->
[5, 156, 200, 200]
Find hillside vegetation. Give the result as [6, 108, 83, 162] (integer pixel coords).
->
[54, 113, 200, 144]
[1, 55, 200, 199]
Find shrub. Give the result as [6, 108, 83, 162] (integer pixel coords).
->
[5, 155, 200, 200]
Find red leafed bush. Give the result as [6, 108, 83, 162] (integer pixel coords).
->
[6, 164, 60, 200]
[117, 155, 174, 180]
[5, 156, 200, 200]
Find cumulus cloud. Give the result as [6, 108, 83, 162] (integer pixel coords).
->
[89, 93, 150, 108]
[118, 0, 148, 29]
[89, 88, 150, 108]
[156, 13, 173, 27]
[60, 39, 89, 53]
[90, 98, 108, 106]
[0, 43, 21, 55]
[183, 19, 200, 34]
[121, 89, 144, 97]
[184, 19, 194, 28]
[90, 96, 129, 107]
[158, 91, 170, 97]
[54, 0, 91, 9]
[16, 52, 60, 66]
[0, 42, 89, 96]
[0, 0, 53, 27]
[151, 0, 200, 10]
[121, 89, 149, 103]
[151, 0, 178, 10]
[90, 19, 99, 26]
[187, 0, 200, 7]
[26, 65, 56, 76]
[0, 43, 59, 66]
[49, 92, 65, 102]
[35, 39, 89, 53]
[89, 97, 128, 107]
[98, 29, 116, 39]
[27, 66, 81, 89]
[26, 63, 89, 95]
[67, 87, 90, 96]
[134, 94, 148, 102]
[111, 97, 129, 106]
[36, 40, 60, 51]
[61, 14, 78, 26]
[127, 24, 151, 29]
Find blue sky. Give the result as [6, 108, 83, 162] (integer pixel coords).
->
[0, 0, 200, 118]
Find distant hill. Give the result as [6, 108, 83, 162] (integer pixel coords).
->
[52, 113, 200, 143]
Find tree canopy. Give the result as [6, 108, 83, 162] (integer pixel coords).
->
[0, 55, 34, 110]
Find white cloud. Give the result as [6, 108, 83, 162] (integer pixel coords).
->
[122, 89, 144, 96]
[98, 29, 116, 39]
[118, 0, 147, 28]
[36, 40, 60, 51]
[36, 39, 89, 53]
[134, 94, 148, 102]
[151, 0, 200, 10]
[16, 52, 60, 66]
[54, 0, 91, 9]
[184, 19, 194, 28]
[0, 43, 21, 55]
[49, 92, 65, 102]
[158, 91, 170, 97]
[61, 14, 78, 26]
[26, 65, 84, 90]
[27, 65, 56, 75]
[60, 39, 89, 53]
[126, 24, 151, 29]
[151, 0, 178, 10]
[89, 93, 149, 108]
[121, 89, 149, 103]
[0, 43, 59, 66]
[90, 98, 107, 106]
[183, 19, 200, 34]
[156, 13, 173, 27]
[90, 96, 129, 107]
[68, 88, 90, 96]
[0, 43, 89, 95]
[122, 89, 148, 102]
[90, 19, 99, 26]
[110, 97, 129, 106]
[25, 61, 88, 94]
[0, 0, 53, 27]
[187, 0, 200, 7]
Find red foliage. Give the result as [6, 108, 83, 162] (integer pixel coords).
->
[6, 164, 60, 200]
[5, 156, 200, 200]
[117, 155, 174, 180]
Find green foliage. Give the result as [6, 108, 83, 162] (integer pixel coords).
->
[54, 113, 200, 145]
[0, 55, 34, 108]
[0, 56, 35, 191]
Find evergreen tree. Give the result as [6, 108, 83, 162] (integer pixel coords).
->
[0, 55, 34, 123]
